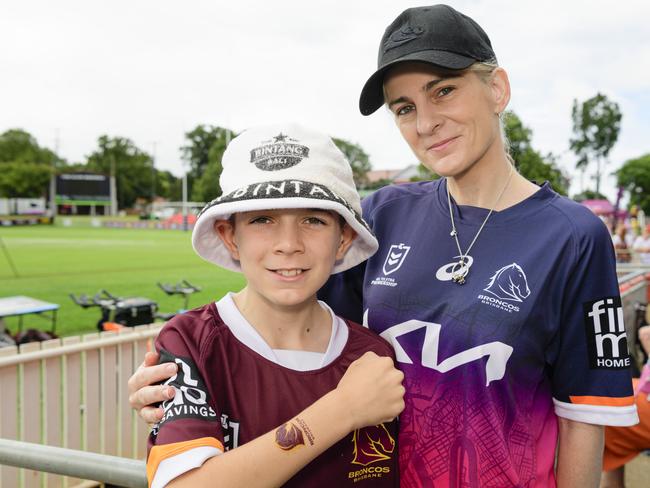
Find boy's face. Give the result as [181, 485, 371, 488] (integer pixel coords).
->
[214, 208, 356, 309]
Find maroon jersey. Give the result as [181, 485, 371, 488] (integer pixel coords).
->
[147, 299, 399, 487]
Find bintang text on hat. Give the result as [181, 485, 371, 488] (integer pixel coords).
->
[191, 123, 378, 274]
[198, 180, 358, 218]
[248, 132, 310, 170]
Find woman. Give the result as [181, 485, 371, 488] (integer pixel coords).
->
[129, 5, 637, 487]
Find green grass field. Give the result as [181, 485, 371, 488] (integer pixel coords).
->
[0, 223, 245, 336]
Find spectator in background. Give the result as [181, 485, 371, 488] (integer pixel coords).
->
[613, 223, 632, 263]
[601, 325, 650, 488]
[632, 226, 650, 264]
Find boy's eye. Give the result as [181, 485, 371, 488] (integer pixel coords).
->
[395, 105, 414, 117]
[304, 216, 327, 225]
[249, 216, 272, 224]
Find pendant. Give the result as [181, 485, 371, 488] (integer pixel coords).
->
[450, 229, 457, 237]
[451, 259, 469, 285]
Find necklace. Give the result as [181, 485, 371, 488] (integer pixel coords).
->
[446, 165, 514, 285]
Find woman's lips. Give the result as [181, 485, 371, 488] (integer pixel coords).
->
[428, 136, 458, 152]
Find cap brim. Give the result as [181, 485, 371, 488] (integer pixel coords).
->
[192, 197, 378, 274]
[359, 50, 476, 116]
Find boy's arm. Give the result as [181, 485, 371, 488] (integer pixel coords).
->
[164, 351, 404, 488]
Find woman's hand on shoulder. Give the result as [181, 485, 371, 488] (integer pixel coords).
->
[334, 351, 405, 430]
[127, 351, 177, 424]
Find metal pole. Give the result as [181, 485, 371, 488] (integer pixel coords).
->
[182, 172, 188, 231]
[0, 439, 147, 488]
[151, 141, 157, 216]
[110, 155, 118, 217]
[49, 173, 57, 218]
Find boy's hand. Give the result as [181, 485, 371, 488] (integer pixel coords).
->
[128, 351, 178, 424]
[334, 351, 405, 430]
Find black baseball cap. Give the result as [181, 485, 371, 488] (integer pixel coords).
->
[359, 4, 496, 116]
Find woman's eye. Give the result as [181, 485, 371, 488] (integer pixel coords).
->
[437, 86, 454, 97]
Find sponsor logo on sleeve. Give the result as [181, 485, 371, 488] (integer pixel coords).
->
[584, 297, 631, 369]
[348, 424, 395, 482]
[152, 350, 218, 434]
[220, 413, 240, 451]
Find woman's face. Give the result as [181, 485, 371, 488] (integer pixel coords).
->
[383, 62, 509, 178]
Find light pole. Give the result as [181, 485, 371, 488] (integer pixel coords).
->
[151, 141, 157, 218]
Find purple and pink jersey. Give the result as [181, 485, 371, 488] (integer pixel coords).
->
[321, 179, 638, 487]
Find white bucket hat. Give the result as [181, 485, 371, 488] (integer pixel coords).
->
[191, 123, 378, 273]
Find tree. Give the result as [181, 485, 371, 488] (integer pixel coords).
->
[617, 154, 650, 215]
[332, 138, 372, 188]
[570, 93, 622, 194]
[0, 129, 63, 198]
[412, 163, 440, 182]
[180, 126, 236, 180]
[572, 190, 608, 202]
[86, 136, 153, 209]
[0, 129, 63, 167]
[179, 125, 236, 202]
[0, 162, 52, 198]
[191, 143, 225, 202]
[155, 170, 182, 202]
[503, 111, 569, 195]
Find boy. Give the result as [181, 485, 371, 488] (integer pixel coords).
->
[146, 124, 404, 487]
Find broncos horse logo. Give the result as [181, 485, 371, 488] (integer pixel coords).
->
[351, 424, 395, 466]
[484, 263, 531, 302]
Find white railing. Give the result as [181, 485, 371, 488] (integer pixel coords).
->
[0, 439, 146, 488]
[0, 323, 162, 488]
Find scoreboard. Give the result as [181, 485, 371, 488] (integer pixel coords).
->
[55, 173, 111, 205]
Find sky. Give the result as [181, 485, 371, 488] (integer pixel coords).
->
[1, 0, 649, 201]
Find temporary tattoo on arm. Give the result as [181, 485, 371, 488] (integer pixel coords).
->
[275, 422, 305, 450]
[295, 417, 315, 446]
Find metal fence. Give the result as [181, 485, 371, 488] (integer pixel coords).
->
[0, 439, 146, 488]
[0, 324, 162, 488]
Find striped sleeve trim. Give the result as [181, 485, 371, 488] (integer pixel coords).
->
[569, 395, 635, 407]
[148, 437, 223, 487]
[553, 398, 639, 426]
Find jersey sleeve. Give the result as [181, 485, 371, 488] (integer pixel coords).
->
[548, 215, 638, 426]
[147, 316, 224, 487]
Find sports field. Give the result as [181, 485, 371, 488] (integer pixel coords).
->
[0, 222, 245, 336]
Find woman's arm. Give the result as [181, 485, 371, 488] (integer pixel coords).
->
[556, 417, 604, 488]
[129, 351, 176, 424]
[164, 351, 404, 488]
